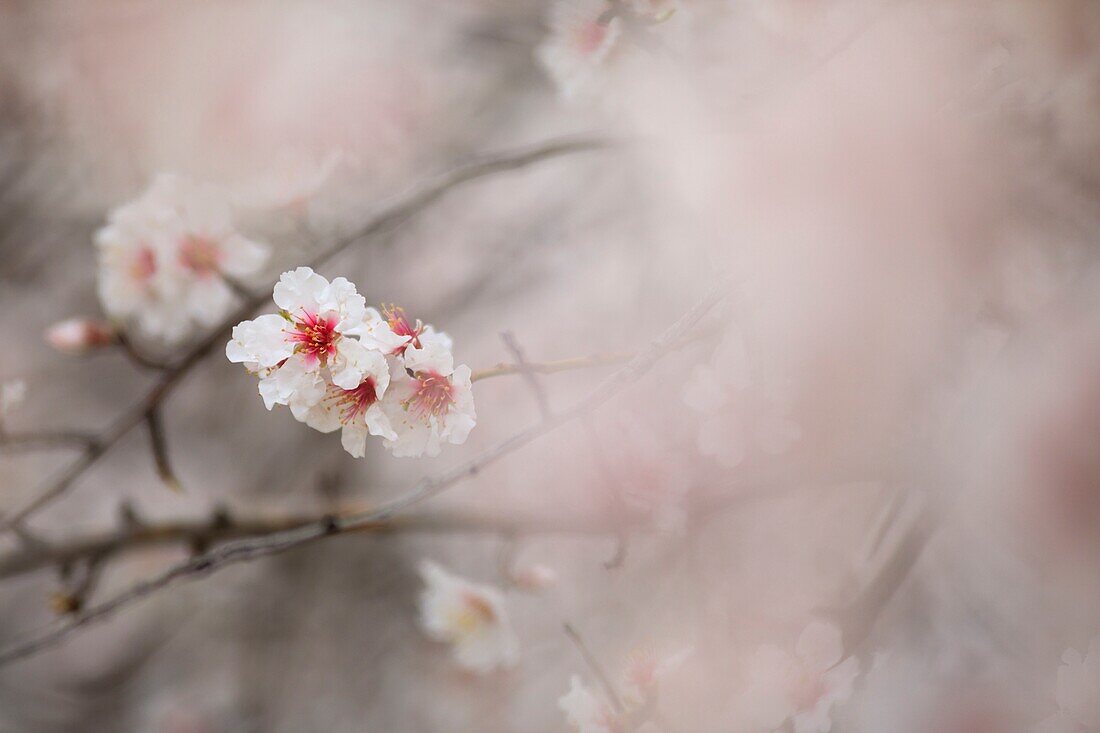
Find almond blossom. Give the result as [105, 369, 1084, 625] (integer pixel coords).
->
[226, 267, 386, 413]
[378, 330, 476, 458]
[1038, 637, 1100, 733]
[96, 174, 269, 342]
[537, 0, 623, 99]
[739, 620, 859, 733]
[298, 350, 395, 458]
[417, 560, 519, 674]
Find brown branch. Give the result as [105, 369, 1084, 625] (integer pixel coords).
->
[0, 280, 727, 667]
[0, 507, 620, 582]
[2, 135, 609, 531]
[144, 408, 182, 493]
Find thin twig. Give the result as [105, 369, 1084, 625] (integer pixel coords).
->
[0, 281, 727, 667]
[499, 331, 552, 420]
[144, 408, 182, 493]
[2, 135, 609, 531]
[564, 623, 625, 714]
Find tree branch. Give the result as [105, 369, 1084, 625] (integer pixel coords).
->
[1, 135, 609, 531]
[0, 280, 727, 667]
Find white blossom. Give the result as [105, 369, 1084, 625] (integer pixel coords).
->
[0, 380, 26, 417]
[559, 675, 619, 733]
[510, 563, 558, 592]
[417, 560, 519, 674]
[739, 620, 859, 733]
[45, 318, 116, 355]
[226, 267, 386, 414]
[1038, 637, 1100, 733]
[378, 326, 476, 458]
[537, 0, 623, 99]
[299, 350, 396, 458]
[96, 174, 268, 342]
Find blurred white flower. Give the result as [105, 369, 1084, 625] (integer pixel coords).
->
[45, 317, 116, 355]
[537, 0, 623, 99]
[226, 267, 379, 412]
[96, 174, 269, 343]
[620, 644, 692, 709]
[510, 563, 558, 592]
[1039, 637, 1100, 733]
[299, 350, 396, 458]
[379, 330, 476, 458]
[559, 675, 619, 733]
[684, 327, 800, 468]
[0, 379, 26, 417]
[739, 620, 859, 733]
[418, 560, 519, 674]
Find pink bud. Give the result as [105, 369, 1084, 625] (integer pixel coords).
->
[45, 318, 116, 355]
[511, 563, 558, 591]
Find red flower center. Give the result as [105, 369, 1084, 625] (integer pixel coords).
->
[574, 20, 609, 55]
[331, 378, 378, 425]
[406, 371, 455, 419]
[289, 311, 339, 365]
[178, 235, 222, 277]
[130, 246, 157, 282]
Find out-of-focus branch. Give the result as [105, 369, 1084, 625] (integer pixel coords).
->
[499, 331, 552, 420]
[564, 622, 625, 714]
[0, 280, 727, 667]
[0, 507, 622, 583]
[0, 135, 609, 531]
[144, 408, 181, 493]
[0, 431, 99, 453]
[838, 491, 939, 654]
[471, 352, 631, 382]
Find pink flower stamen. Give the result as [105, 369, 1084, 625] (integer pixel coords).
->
[287, 310, 339, 365]
[382, 304, 423, 352]
[178, 234, 223, 277]
[405, 371, 456, 419]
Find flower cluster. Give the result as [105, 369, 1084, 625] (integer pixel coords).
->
[96, 174, 270, 343]
[225, 267, 475, 458]
[417, 561, 519, 674]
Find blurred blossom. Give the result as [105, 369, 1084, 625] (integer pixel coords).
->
[559, 675, 619, 733]
[418, 560, 519, 674]
[0, 379, 26, 417]
[1038, 637, 1100, 733]
[510, 563, 558, 591]
[96, 173, 269, 342]
[683, 324, 800, 469]
[44, 317, 116, 355]
[537, 0, 624, 99]
[736, 620, 859, 733]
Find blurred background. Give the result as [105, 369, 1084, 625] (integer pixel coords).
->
[2, 0, 1100, 730]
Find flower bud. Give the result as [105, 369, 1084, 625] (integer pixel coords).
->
[45, 318, 116, 355]
[511, 563, 558, 591]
